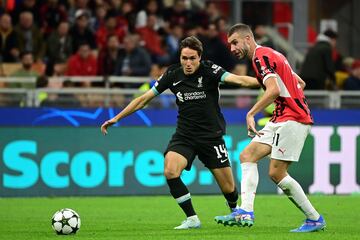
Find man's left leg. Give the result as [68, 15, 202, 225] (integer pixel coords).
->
[164, 151, 201, 230]
[270, 121, 325, 232]
[212, 167, 239, 209]
[211, 167, 240, 226]
[269, 159, 326, 232]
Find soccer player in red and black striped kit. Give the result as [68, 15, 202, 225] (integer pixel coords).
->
[215, 23, 326, 232]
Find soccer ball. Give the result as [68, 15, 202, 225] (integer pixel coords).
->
[51, 208, 81, 235]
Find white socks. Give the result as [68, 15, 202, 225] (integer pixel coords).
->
[240, 162, 259, 212]
[239, 163, 320, 220]
[278, 175, 320, 220]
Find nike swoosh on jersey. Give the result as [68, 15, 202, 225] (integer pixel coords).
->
[220, 158, 228, 163]
[173, 80, 182, 86]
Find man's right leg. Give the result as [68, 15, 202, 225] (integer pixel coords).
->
[238, 142, 271, 226]
[164, 151, 200, 229]
[216, 142, 271, 227]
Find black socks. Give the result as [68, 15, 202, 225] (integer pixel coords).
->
[223, 188, 239, 209]
[167, 177, 196, 217]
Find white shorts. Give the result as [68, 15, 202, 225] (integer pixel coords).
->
[252, 120, 311, 162]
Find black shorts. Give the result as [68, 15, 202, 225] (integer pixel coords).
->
[164, 133, 230, 171]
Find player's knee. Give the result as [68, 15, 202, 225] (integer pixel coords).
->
[164, 166, 181, 179]
[268, 169, 282, 183]
[219, 180, 235, 193]
[239, 150, 251, 163]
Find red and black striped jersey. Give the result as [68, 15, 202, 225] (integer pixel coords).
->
[252, 46, 313, 124]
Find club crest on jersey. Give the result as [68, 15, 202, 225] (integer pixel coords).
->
[176, 92, 184, 102]
[197, 76, 203, 88]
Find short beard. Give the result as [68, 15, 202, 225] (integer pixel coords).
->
[240, 47, 249, 59]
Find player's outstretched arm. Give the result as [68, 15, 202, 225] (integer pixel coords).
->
[223, 73, 260, 88]
[101, 90, 156, 135]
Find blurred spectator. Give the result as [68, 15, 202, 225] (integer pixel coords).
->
[96, 1, 133, 35]
[107, 0, 122, 16]
[36, 75, 49, 88]
[65, 42, 97, 87]
[117, 1, 137, 33]
[183, 22, 204, 38]
[201, 23, 239, 72]
[14, 11, 45, 62]
[334, 57, 354, 89]
[0, 13, 19, 62]
[92, 4, 107, 31]
[46, 21, 73, 76]
[95, 12, 126, 50]
[69, 9, 97, 53]
[307, 25, 317, 46]
[165, 24, 183, 63]
[53, 63, 67, 76]
[190, 1, 224, 39]
[203, 1, 221, 24]
[343, 60, 360, 90]
[11, 0, 41, 26]
[331, 41, 345, 73]
[97, 34, 121, 76]
[36, 75, 50, 105]
[40, 78, 82, 107]
[8, 51, 39, 89]
[163, 0, 192, 28]
[68, 0, 92, 25]
[135, 0, 164, 31]
[342, 57, 355, 74]
[215, 17, 229, 46]
[39, 0, 68, 37]
[300, 29, 337, 90]
[136, 14, 169, 64]
[114, 33, 151, 80]
[254, 24, 275, 49]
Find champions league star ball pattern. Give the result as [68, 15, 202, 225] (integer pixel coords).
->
[51, 208, 81, 235]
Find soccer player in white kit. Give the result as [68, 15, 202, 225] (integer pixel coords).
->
[215, 23, 326, 232]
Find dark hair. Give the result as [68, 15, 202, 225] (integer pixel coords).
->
[36, 75, 48, 88]
[105, 10, 117, 21]
[323, 29, 338, 39]
[228, 23, 254, 38]
[76, 41, 90, 51]
[63, 80, 75, 87]
[20, 50, 33, 58]
[179, 36, 203, 57]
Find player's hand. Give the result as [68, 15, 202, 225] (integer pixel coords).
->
[246, 113, 262, 138]
[101, 119, 116, 135]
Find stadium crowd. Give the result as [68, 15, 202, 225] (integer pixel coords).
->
[0, 0, 241, 87]
[0, 0, 359, 95]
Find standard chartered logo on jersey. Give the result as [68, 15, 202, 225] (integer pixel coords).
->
[176, 91, 206, 102]
[1, 126, 359, 196]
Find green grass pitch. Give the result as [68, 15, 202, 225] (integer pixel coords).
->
[0, 195, 359, 240]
